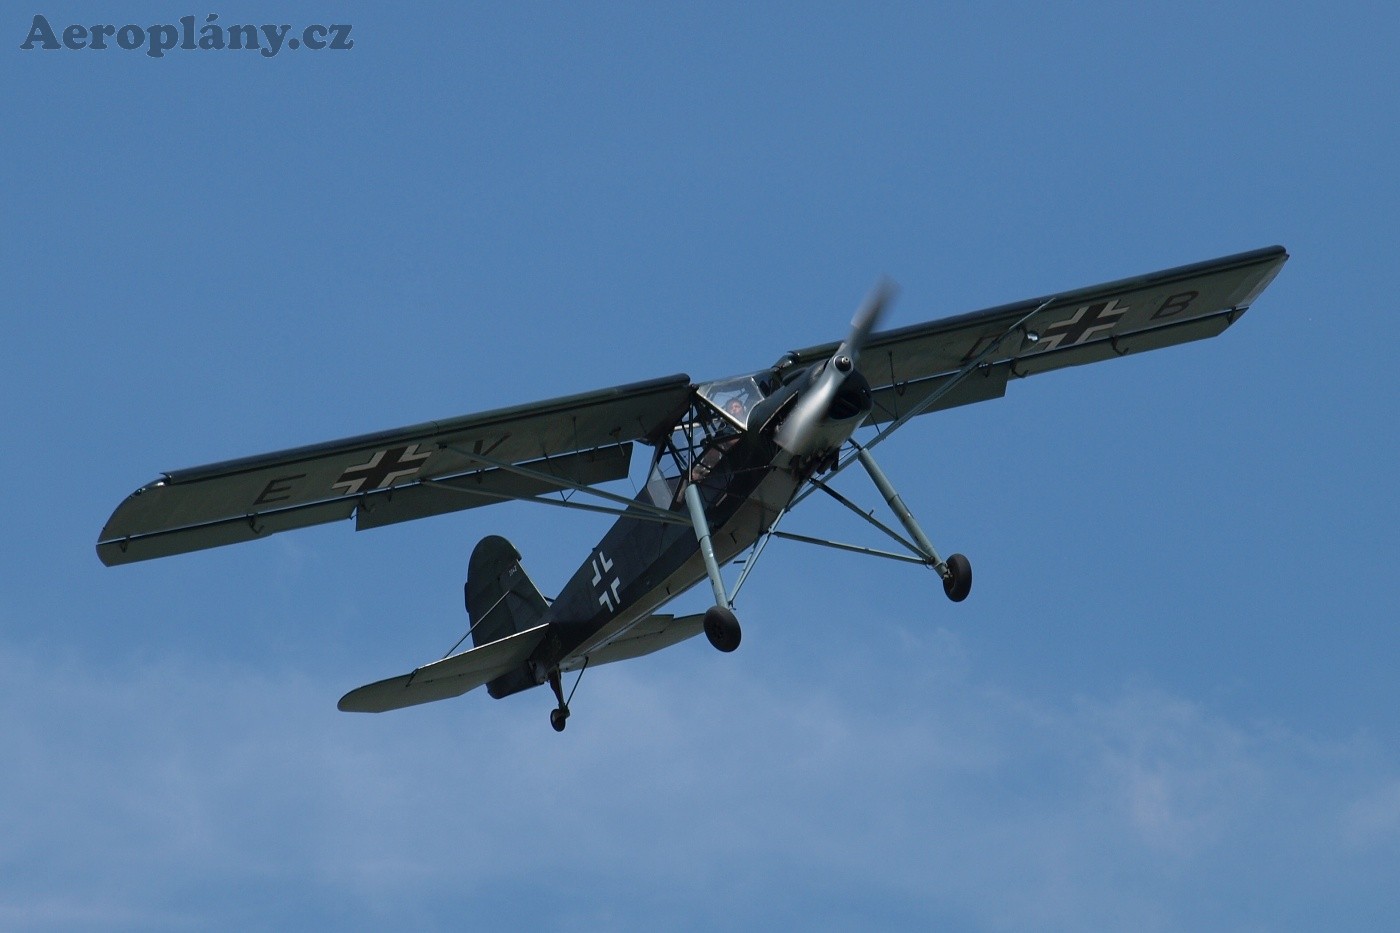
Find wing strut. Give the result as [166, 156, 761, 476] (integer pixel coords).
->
[728, 505, 791, 602]
[776, 442, 974, 601]
[440, 444, 690, 526]
[866, 293, 1054, 446]
[791, 295, 1056, 509]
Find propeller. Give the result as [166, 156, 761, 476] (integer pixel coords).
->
[775, 278, 896, 455]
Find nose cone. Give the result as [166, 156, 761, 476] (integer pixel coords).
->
[775, 368, 874, 458]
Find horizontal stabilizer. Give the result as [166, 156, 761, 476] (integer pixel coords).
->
[338, 623, 548, 713]
[575, 613, 705, 668]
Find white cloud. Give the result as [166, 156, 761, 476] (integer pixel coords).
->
[1, 632, 1397, 931]
[1343, 781, 1400, 851]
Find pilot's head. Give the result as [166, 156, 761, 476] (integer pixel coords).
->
[726, 398, 745, 418]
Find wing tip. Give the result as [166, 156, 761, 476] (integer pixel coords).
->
[337, 693, 380, 713]
[337, 674, 412, 713]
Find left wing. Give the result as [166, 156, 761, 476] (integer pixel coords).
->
[98, 374, 692, 565]
[339, 623, 550, 713]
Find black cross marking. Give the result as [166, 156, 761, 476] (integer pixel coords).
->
[1033, 299, 1129, 352]
[332, 444, 432, 496]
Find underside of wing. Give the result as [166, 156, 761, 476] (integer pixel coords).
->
[98, 374, 693, 565]
[338, 623, 550, 713]
[785, 246, 1288, 427]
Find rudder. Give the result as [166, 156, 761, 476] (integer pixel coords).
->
[466, 535, 549, 647]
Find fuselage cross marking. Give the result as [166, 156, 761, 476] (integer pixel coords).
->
[591, 551, 622, 612]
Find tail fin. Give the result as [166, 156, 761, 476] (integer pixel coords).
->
[466, 535, 549, 648]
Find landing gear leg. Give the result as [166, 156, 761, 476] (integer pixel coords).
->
[547, 669, 570, 732]
[855, 447, 972, 603]
[683, 483, 743, 652]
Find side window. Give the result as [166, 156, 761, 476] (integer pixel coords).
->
[644, 399, 740, 509]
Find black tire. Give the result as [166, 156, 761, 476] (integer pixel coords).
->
[703, 606, 742, 653]
[550, 708, 568, 732]
[942, 553, 972, 603]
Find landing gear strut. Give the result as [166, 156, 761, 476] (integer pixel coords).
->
[852, 447, 973, 603]
[547, 669, 570, 732]
[684, 483, 744, 653]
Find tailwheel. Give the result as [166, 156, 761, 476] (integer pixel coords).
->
[941, 552, 972, 603]
[547, 668, 571, 733]
[704, 606, 742, 653]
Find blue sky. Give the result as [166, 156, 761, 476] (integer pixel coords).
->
[4, 3, 1398, 929]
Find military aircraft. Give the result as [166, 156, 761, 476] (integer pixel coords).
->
[99, 246, 1287, 731]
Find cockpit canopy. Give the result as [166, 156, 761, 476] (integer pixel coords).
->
[643, 372, 773, 510]
[695, 373, 769, 430]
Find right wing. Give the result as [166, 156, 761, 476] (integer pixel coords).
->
[783, 245, 1289, 426]
[568, 612, 705, 668]
[98, 374, 693, 566]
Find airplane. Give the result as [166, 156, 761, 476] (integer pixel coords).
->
[98, 246, 1287, 731]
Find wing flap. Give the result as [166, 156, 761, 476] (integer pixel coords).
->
[338, 623, 549, 713]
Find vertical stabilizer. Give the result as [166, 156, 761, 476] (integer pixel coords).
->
[466, 535, 550, 647]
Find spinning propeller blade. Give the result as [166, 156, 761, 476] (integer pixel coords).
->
[775, 279, 895, 455]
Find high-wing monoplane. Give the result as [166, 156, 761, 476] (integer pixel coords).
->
[99, 247, 1287, 730]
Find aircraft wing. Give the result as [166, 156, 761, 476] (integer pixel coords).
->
[98, 374, 693, 565]
[784, 245, 1288, 426]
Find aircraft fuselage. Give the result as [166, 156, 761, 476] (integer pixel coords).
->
[487, 365, 871, 698]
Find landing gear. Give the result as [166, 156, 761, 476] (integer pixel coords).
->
[547, 668, 570, 732]
[853, 447, 972, 605]
[704, 606, 742, 653]
[684, 483, 745, 654]
[941, 552, 972, 602]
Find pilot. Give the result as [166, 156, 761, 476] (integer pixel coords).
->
[726, 397, 747, 420]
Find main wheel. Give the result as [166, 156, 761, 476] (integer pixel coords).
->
[550, 708, 568, 732]
[703, 606, 742, 653]
[942, 553, 972, 603]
